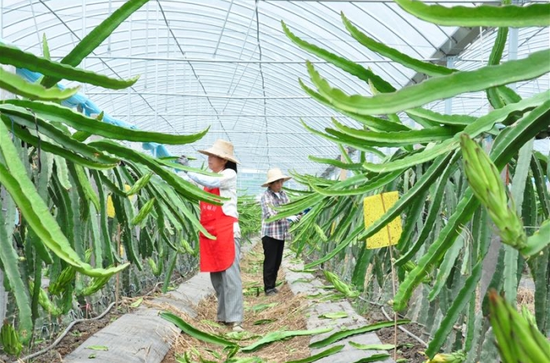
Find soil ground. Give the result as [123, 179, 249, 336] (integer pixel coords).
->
[362, 306, 427, 363]
[11, 311, 123, 363]
[0, 284, 171, 362]
[2, 243, 442, 363]
[160, 246, 311, 363]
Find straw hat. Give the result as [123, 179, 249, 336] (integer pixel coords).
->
[198, 139, 240, 164]
[262, 168, 291, 187]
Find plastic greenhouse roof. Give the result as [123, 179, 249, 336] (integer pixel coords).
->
[1, 0, 548, 178]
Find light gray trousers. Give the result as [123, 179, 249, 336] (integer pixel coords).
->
[210, 238, 244, 324]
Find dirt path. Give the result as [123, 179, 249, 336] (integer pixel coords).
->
[161, 244, 311, 362]
[1, 241, 446, 363]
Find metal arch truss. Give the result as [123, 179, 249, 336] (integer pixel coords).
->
[0, 0, 547, 176]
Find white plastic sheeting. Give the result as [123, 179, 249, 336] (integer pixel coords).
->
[1, 0, 548, 176]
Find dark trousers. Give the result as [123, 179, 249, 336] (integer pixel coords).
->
[262, 236, 285, 292]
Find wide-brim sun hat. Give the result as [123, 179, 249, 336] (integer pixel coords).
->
[198, 139, 240, 164]
[262, 168, 291, 187]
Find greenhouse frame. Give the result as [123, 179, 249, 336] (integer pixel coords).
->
[0, 0, 549, 362]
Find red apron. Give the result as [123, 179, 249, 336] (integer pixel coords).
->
[199, 187, 237, 272]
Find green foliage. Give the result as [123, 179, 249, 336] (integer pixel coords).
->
[0, 120, 129, 278]
[39, 0, 150, 88]
[0, 67, 78, 100]
[309, 321, 408, 349]
[304, 52, 549, 116]
[0, 44, 138, 90]
[460, 134, 527, 249]
[392, 0, 550, 27]
[0, 1, 213, 347]
[241, 327, 332, 353]
[285, 345, 344, 363]
[238, 195, 262, 242]
[160, 312, 237, 348]
[0, 322, 23, 357]
[283, 2, 550, 361]
[323, 270, 359, 298]
[489, 290, 550, 362]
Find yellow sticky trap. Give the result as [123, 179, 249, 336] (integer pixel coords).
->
[106, 185, 135, 218]
[364, 192, 402, 249]
[107, 195, 116, 218]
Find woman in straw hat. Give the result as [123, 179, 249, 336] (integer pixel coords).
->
[177, 139, 244, 331]
[260, 168, 300, 296]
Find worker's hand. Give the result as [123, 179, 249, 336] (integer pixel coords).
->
[176, 155, 190, 166]
[287, 215, 299, 223]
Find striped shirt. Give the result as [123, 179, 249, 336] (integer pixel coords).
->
[261, 189, 290, 240]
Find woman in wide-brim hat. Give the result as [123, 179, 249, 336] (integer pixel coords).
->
[259, 168, 299, 296]
[261, 168, 292, 188]
[198, 139, 240, 164]
[177, 139, 244, 331]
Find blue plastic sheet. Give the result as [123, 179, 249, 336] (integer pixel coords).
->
[10, 54, 171, 158]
